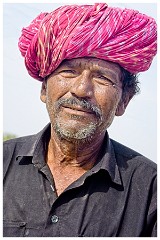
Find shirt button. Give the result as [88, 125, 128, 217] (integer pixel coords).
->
[51, 215, 59, 223]
[24, 229, 29, 236]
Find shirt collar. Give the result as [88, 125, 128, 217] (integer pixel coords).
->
[16, 123, 122, 186]
[101, 137, 122, 186]
[88, 132, 122, 186]
[16, 124, 50, 167]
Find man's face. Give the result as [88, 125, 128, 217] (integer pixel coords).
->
[41, 57, 126, 143]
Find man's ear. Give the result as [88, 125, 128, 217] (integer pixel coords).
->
[40, 80, 47, 103]
[115, 94, 132, 116]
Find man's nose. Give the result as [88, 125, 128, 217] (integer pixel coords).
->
[70, 70, 94, 98]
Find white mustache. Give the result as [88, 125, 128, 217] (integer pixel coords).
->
[55, 98, 102, 119]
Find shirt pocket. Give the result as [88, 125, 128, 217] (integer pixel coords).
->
[3, 221, 27, 237]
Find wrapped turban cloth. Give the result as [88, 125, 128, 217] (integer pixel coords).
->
[18, 3, 157, 81]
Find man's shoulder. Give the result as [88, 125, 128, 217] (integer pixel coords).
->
[110, 139, 157, 171]
[3, 124, 50, 152]
[3, 134, 38, 158]
[3, 134, 37, 174]
[3, 134, 37, 148]
[3, 124, 50, 177]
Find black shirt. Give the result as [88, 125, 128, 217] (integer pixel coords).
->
[3, 124, 157, 237]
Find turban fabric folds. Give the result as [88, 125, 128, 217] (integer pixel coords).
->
[18, 3, 157, 81]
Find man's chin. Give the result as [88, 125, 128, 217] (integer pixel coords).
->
[53, 122, 98, 143]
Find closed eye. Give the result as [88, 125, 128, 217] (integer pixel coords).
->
[95, 74, 115, 86]
[60, 70, 75, 73]
[58, 69, 78, 77]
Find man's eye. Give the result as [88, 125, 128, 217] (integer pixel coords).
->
[58, 69, 78, 78]
[60, 69, 76, 74]
[95, 75, 115, 86]
[97, 75, 108, 80]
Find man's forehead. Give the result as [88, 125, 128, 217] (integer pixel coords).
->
[60, 57, 121, 71]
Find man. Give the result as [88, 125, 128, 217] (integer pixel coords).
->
[3, 3, 157, 237]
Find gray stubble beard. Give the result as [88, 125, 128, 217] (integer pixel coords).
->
[53, 118, 99, 144]
[47, 98, 103, 144]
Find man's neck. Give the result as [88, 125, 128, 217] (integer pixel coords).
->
[46, 126, 105, 196]
[46, 126, 105, 170]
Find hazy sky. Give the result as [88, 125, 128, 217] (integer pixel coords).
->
[3, 1, 157, 162]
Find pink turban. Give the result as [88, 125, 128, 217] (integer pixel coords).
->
[18, 3, 157, 81]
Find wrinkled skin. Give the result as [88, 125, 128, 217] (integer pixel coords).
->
[40, 57, 131, 195]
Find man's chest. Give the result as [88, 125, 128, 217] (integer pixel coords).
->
[3, 163, 148, 237]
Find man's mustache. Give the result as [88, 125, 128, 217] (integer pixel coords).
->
[55, 97, 102, 119]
